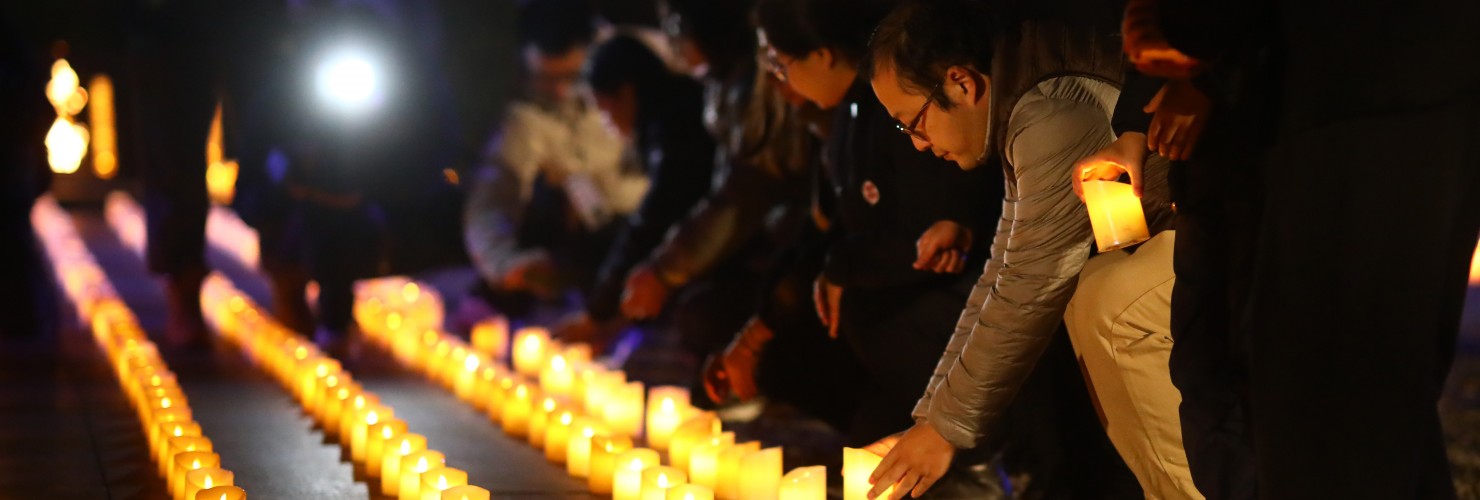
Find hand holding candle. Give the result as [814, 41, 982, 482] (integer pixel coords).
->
[1080, 178, 1150, 252]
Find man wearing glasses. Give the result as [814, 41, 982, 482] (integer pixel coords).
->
[860, 1, 1176, 498]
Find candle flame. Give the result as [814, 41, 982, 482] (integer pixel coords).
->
[559, 412, 572, 425]
[294, 346, 308, 360]
[192, 459, 201, 468]
[416, 457, 429, 470]
[465, 355, 480, 372]
[551, 354, 566, 371]
[366, 411, 380, 425]
[173, 427, 183, 437]
[382, 425, 394, 438]
[515, 386, 528, 398]
[402, 283, 420, 303]
[437, 475, 448, 489]
[629, 459, 644, 470]
[387, 312, 403, 330]
[161, 397, 172, 408]
[204, 475, 213, 488]
[150, 375, 161, 386]
[401, 440, 412, 454]
[221, 494, 227, 500]
[542, 398, 556, 412]
[657, 473, 671, 488]
[660, 398, 674, 412]
[684, 494, 696, 500]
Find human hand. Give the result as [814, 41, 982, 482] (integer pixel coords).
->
[868, 421, 956, 499]
[502, 253, 559, 296]
[1073, 132, 1148, 200]
[914, 220, 973, 274]
[702, 318, 772, 403]
[1144, 79, 1212, 161]
[813, 274, 843, 339]
[1121, 3, 1202, 79]
[552, 311, 624, 352]
[620, 264, 671, 320]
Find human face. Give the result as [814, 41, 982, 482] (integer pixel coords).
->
[593, 85, 638, 140]
[763, 42, 855, 110]
[525, 44, 587, 105]
[869, 62, 992, 169]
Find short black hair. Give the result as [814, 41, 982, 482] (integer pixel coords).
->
[756, 0, 898, 65]
[585, 34, 673, 103]
[518, 0, 598, 55]
[865, 0, 1003, 108]
[663, 0, 756, 77]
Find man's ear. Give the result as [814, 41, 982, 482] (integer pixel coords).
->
[944, 65, 989, 106]
[818, 47, 839, 69]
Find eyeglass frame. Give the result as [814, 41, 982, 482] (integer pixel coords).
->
[896, 83, 943, 140]
[763, 46, 791, 82]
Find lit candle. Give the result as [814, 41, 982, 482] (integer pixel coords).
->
[603, 381, 644, 439]
[454, 352, 483, 402]
[417, 466, 468, 500]
[738, 447, 782, 500]
[351, 404, 394, 465]
[645, 386, 690, 451]
[778, 466, 826, 500]
[543, 409, 577, 463]
[587, 434, 635, 494]
[715, 441, 759, 500]
[687, 432, 734, 488]
[153, 421, 201, 465]
[612, 448, 661, 500]
[1081, 178, 1150, 252]
[170, 451, 219, 500]
[163, 436, 213, 478]
[397, 450, 446, 500]
[439, 484, 490, 500]
[194, 485, 245, 500]
[323, 383, 359, 436]
[485, 375, 517, 421]
[500, 383, 537, 438]
[366, 419, 409, 476]
[666, 484, 715, 500]
[565, 419, 605, 477]
[528, 397, 562, 448]
[469, 366, 500, 412]
[668, 412, 719, 473]
[640, 466, 687, 500]
[843, 447, 892, 500]
[512, 327, 550, 378]
[584, 368, 624, 414]
[312, 373, 345, 422]
[471, 316, 508, 360]
[181, 467, 232, 500]
[539, 352, 576, 398]
[338, 392, 380, 445]
[380, 433, 428, 496]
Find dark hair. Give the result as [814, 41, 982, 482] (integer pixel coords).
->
[585, 34, 674, 105]
[865, 0, 1003, 108]
[663, 0, 756, 78]
[756, 0, 898, 65]
[518, 0, 598, 55]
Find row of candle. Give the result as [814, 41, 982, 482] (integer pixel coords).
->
[356, 278, 893, 499]
[198, 275, 490, 500]
[34, 195, 246, 500]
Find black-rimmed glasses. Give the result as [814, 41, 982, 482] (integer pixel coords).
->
[896, 83, 942, 140]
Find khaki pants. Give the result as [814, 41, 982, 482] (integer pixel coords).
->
[1065, 231, 1202, 500]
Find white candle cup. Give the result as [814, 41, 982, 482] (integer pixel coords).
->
[1082, 179, 1150, 252]
[778, 466, 826, 500]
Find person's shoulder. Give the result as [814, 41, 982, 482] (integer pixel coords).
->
[1004, 76, 1119, 170]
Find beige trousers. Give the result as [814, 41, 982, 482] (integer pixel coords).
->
[1065, 231, 1202, 500]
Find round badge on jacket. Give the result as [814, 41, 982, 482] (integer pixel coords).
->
[861, 180, 880, 206]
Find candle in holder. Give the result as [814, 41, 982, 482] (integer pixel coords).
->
[163, 436, 213, 477]
[603, 381, 644, 439]
[539, 353, 576, 398]
[543, 410, 577, 463]
[528, 397, 561, 448]
[469, 366, 500, 411]
[471, 316, 508, 360]
[715, 442, 760, 500]
[645, 386, 690, 451]
[687, 432, 734, 488]
[150, 407, 193, 437]
[338, 392, 380, 443]
[397, 450, 446, 500]
[486, 375, 517, 421]
[500, 383, 536, 437]
[512, 327, 550, 378]
[194, 485, 245, 500]
[351, 405, 394, 464]
[153, 421, 201, 463]
[366, 419, 409, 476]
[738, 447, 781, 500]
[612, 448, 661, 500]
[323, 381, 358, 434]
[311, 374, 344, 421]
[1081, 178, 1150, 252]
[566, 420, 605, 477]
[454, 352, 483, 402]
[640, 466, 687, 500]
[843, 447, 892, 500]
[181, 467, 232, 500]
[588, 435, 635, 494]
[778, 466, 825, 500]
[668, 412, 719, 473]
[584, 368, 624, 413]
[666, 484, 715, 500]
[170, 451, 220, 500]
[417, 466, 468, 500]
[380, 434, 428, 496]
[439, 485, 490, 500]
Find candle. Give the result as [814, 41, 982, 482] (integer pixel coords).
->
[612, 448, 661, 500]
[543, 410, 576, 463]
[738, 447, 781, 500]
[584, 368, 624, 414]
[194, 485, 245, 500]
[539, 352, 576, 398]
[469, 366, 500, 411]
[528, 397, 561, 448]
[397, 450, 446, 500]
[366, 419, 409, 476]
[645, 386, 690, 451]
[587, 434, 635, 494]
[351, 404, 394, 464]
[417, 466, 468, 500]
[1081, 179, 1150, 252]
[322, 383, 358, 436]
[471, 316, 508, 360]
[500, 383, 536, 438]
[380, 433, 428, 496]
[338, 392, 380, 443]
[843, 447, 893, 500]
[153, 421, 202, 464]
[163, 436, 213, 477]
[666, 484, 715, 500]
[668, 412, 719, 472]
[687, 432, 734, 489]
[485, 375, 517, 421]
[170, 451, 219, 500]
[454, 352, 483, 402]
[181, 467, 232, 500]
[439, 485, 490, 500]
[602, 381, 644, 439]
[715, 441, 760, 500]
[778, 466, 825, 500]
[312, 373, 344, 422]
[640, 466, 687, 500]
[512, 327, 550, 378]
[565, 420, 605, 477]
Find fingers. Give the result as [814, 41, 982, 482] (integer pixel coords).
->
[1142, 84, 1167, 114]
[910, 473, 940, 498]
[914, 236, 941, 270]
[868, 453, 904, 499]
[889, 472, 920, 500]
[825, 288, 841, 339]
[813, 279, 829, 326]
[930, 250, 961, 274]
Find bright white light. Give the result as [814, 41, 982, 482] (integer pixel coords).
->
[315, 49, 383, 113]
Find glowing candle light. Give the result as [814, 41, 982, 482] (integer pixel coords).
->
[603, 381, 644, 439]
[528, 397, 562, 449]
[640, 466, 687, 500]
[469, 366, 500, 412]
[397, 450, 446, 500]
[738, 447, 782, 500]
[163, 436, 214, 478]
[686, 432, 734, 489]
[366, 419, 409, 476]
[584, 368, 624, 413]
[380, 433, 428, 496]
[351, 404, 394, 465]
[500, 382, 537, 438]
[666, 484, 715, 500]
[154, 422, 202, 469]
[543, 410, 578, 464]
[778, 466, 826, 500]
[715, 441, 760, 500]
[417, 466, 468, 500]
[512, 327, 551, 378]
[587, 434, 635, 494]
[539, 352, 576, 398]
[668, 412, 719, 473]
[646, 386, 691, 452]
[612, 448, 661, 500]
[471, 316, 508, 360]
[486, 374, 517, 421]
[1081, 179, 1150, 252]
[565, 419, 605, 477]
[843, 447, 893, 500]
[338, 391, 380, 444]
[181, 467, 232, 500]
[193, 485, 245, 500]
[454, 352, 483, 401]
[170, 451, 219, 500]
[439, 485, 490, 500]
